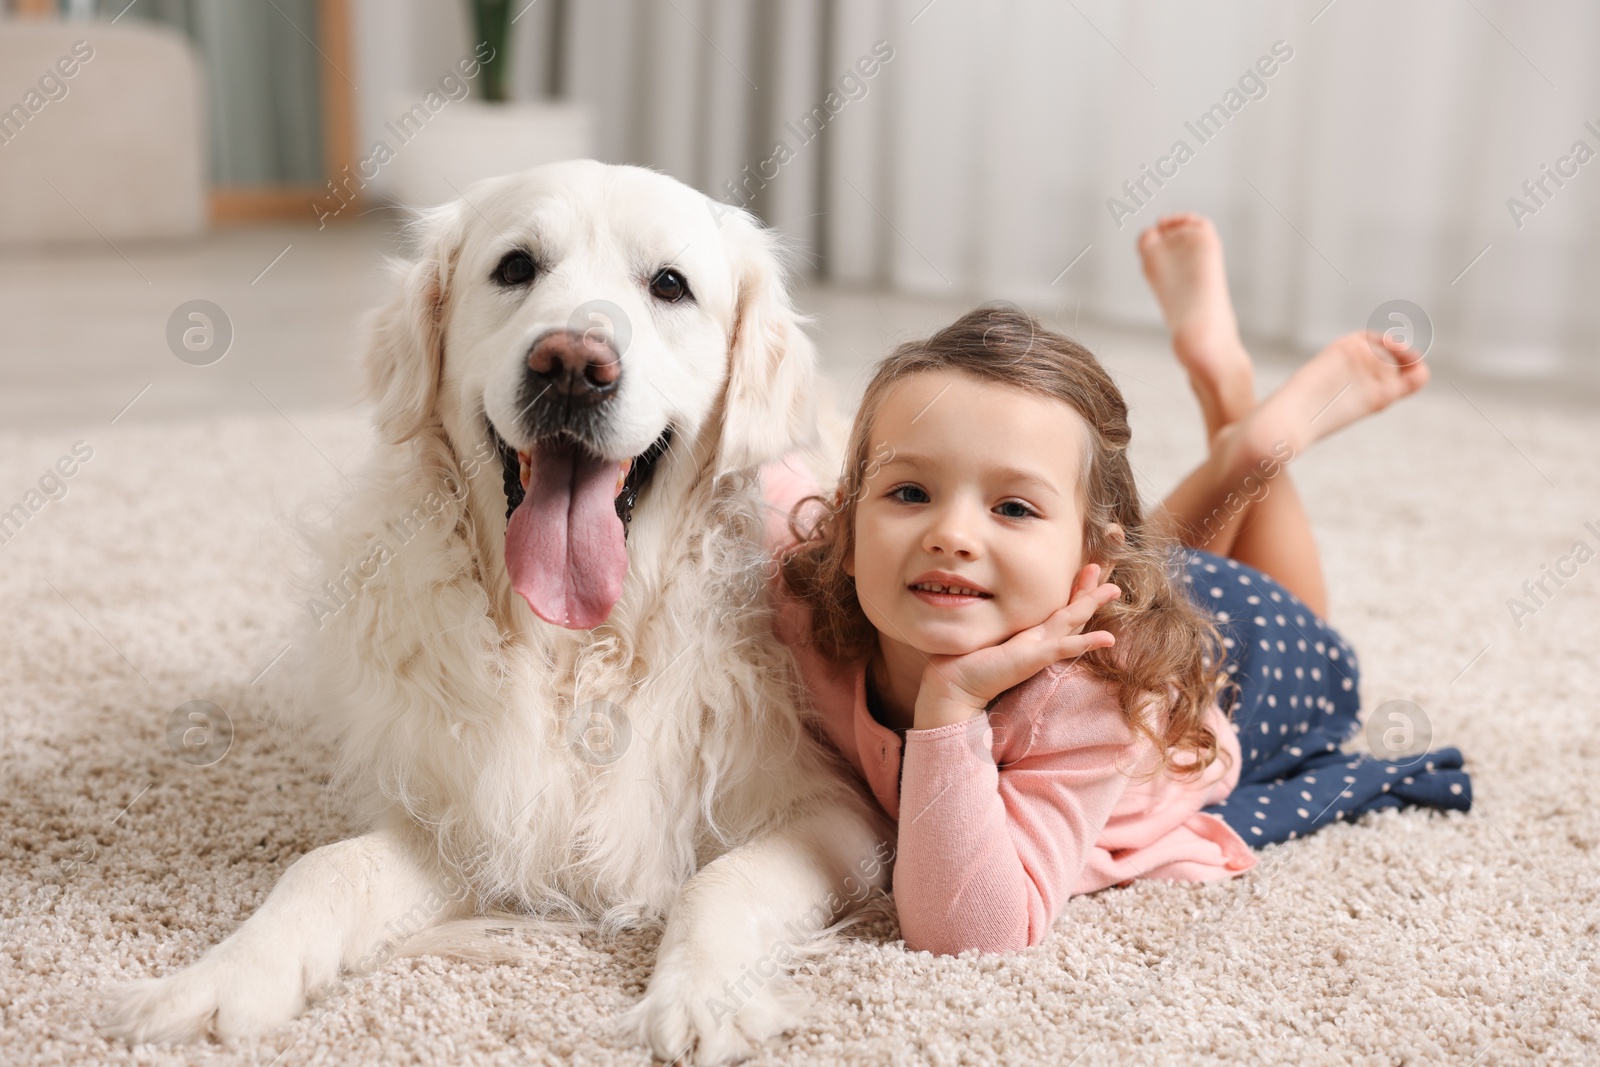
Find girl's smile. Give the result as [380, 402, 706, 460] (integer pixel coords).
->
[907, 569, 993, 605]
[847, 368, 1094, 714]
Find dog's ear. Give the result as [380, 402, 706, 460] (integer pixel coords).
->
[363, 201, 467, 444]
[712, 207, 820, 482]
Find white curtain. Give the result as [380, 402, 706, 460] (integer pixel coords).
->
[127, 0, 327, 185]
[390, 0, 1600, 384]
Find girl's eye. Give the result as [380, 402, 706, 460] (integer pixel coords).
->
[887, 484, 929, 504]
[996, 500, 1037, 519]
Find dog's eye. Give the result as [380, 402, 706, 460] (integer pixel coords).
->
[648, 268, 691, 303]
[494, 250, 537, 287]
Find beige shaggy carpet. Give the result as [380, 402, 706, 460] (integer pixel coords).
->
[2, 342, 1597, 1066]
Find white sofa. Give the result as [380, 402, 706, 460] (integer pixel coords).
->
[0, 18, 205, 244]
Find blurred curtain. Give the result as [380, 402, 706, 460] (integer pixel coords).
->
[480, 0, 1600, 383]
[126, 0, 324, 185]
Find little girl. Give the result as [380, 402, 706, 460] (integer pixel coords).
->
[760, 214, 1471, 957]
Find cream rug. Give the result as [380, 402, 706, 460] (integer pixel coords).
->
[2, 347, 1597, 1066]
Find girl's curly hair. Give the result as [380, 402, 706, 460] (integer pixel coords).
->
[775, 306, 1232, 785]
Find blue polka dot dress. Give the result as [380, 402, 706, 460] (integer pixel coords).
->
[1174, 548, 1472, 846]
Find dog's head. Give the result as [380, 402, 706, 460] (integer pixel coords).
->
[362, 160, 816, 630]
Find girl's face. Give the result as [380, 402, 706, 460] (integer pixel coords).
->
[847, 369, 1093, 657]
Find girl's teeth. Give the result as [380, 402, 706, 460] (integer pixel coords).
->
[915, 583, 984, 596]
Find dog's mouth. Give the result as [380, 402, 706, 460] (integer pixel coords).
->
[488, 422, 673, 630]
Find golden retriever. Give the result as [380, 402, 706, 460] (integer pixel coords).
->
[99, 160, 893, 1064]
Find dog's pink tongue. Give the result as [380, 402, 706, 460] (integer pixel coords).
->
[504, 440, 627, 629]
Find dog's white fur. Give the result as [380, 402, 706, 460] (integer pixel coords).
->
[98, 161, 894, 1064]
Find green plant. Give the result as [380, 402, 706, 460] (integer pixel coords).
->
[471, 0, 512, 102]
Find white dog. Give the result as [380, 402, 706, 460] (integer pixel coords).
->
[98, 161, 894, 1064]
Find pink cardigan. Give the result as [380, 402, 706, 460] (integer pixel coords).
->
[759, 454, 1257, 956]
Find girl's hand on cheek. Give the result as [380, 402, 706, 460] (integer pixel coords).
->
[915, 564, 1119, 725]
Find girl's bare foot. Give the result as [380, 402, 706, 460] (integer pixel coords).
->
[1236, 330, 1430, 460]
[1137, 213, 1255, 438]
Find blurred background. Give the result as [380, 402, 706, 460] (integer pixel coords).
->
[7, 7, 1600, 1058]
[1, 0, 1596, 430]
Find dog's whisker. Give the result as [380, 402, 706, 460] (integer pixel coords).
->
[513, 381, 555, 426]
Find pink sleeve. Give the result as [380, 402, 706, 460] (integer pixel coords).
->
[758, 453, 828, 655]
[891, 668, 1136, 956]
[758, 452, 826, 556]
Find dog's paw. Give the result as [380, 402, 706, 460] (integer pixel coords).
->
[96, 948, 312, 1044]
[603, 955, 811, 1065]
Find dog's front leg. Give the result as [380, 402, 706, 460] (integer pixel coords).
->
[99, 824, 465, 1043]
[613, 796, 893, 1065]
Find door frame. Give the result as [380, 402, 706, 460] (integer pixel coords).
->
[208, 0, 357, 225]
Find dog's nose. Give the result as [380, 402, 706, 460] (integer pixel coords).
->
[527, 330, 621, 400]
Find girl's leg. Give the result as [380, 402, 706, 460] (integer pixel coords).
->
[1138, 214, 1323, 606]
[1156, 331, 1428, 617]
[1223, 472, 1326, 619]
[1156, 419, 1324, 611]
[1141, 217, 1472, 848]
[1135, 214, 1255, 445]
[1138, 215, 1428, 618]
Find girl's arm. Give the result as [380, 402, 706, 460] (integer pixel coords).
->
[892, 570, 1127, 956]
[893, 670, 1138, 955]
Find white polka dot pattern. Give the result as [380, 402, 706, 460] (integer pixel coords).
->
[1168, 547, 1472, 848]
